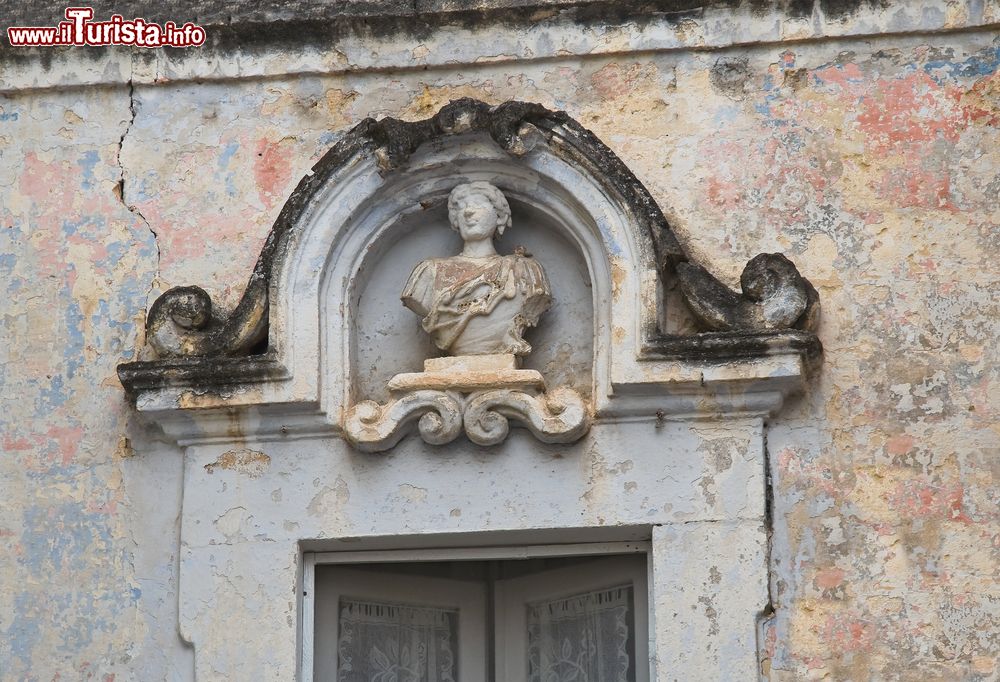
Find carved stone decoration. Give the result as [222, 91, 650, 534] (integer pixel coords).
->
[343, 355, 589, 452]
[676, 253, 821, 332]
[118, 98, 822, 421]
[463, 386, 589, 446]
[342, 389, 465, 451]
[343, 182, 590, 451]
[145, 284, 268, 357]
[112, 96, 825, 682]
[401, 182, 552, 356]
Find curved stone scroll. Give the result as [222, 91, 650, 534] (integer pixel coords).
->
[464, 388, 589, 446]
[343, 390, 465, 452]
[676, 253, 820, 332]
[145, 284, 268, 357]
[344, 387, 590, 453]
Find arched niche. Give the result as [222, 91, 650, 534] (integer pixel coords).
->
[299, 132, 642, 420]
[348, 179, 595, 404]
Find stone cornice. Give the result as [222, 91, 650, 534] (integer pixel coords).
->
[1, 0, 979, 34]
[1, 1, 995, 92]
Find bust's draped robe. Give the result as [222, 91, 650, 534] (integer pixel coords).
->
[401, 254, 552, 356]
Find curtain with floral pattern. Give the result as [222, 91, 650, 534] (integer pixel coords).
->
[336, 599, 458, 682]
[527, 585, 633, 682]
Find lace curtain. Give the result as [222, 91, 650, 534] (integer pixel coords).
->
[527, 584, 634, 682]
[336, 599, 458, 682]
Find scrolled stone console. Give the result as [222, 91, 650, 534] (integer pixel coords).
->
[344, 354, 590, 451]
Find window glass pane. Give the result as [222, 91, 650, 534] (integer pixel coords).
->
[337, 599, 459, 682]
[526, 584, 635, 682]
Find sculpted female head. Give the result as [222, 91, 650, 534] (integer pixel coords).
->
[448, 181, 512, 242]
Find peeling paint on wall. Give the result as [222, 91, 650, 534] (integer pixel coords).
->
[1, 6, 998, 679]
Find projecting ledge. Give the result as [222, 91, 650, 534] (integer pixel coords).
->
[600, 332, 818, 421]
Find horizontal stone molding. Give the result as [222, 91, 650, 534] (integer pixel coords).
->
[1, 1, 996, 92]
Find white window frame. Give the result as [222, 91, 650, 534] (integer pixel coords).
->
[301, 541, 652, 682]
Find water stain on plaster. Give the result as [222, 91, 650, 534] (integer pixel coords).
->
[710, 57, 753, 100]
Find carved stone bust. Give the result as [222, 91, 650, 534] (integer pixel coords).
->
[401, 182, 552, 356]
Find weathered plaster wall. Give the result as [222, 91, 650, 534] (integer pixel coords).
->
[1, 2, 998, 679]
[0, 87, 191, 678]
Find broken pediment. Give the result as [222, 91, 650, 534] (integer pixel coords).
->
[118, 98, 821, 446]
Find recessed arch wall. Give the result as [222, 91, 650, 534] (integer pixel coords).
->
[272, 130, 660, 420]
[348, 189, 595, 403]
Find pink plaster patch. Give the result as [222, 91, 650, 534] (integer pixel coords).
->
[885, 434, 915, 457]
[811, 62, 864, 90]
[48, 425, 85, 466]
[705, 176, 742, 209]
[254, 138, 294, 210]
[66, 232, 109, 261]
[589, 62, 656, 100]
[960, 72, 1000, 126]
[823, 612, 874, 654]
[3, 435, 32, 451]
[762, 618, 777, 656]
[815, 567, 846, 590]
[19, 152, 70, 203]
[857, 71, 965, 153]
[873, 522, 895, 537]
[804, 656, 826, 670]
[888, 479, 974, 524]
[878, 164, 956, 211]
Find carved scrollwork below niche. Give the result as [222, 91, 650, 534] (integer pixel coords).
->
[345, 352, 590, 453]
[344, 386, 589, 453]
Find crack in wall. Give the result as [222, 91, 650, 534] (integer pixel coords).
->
[756, 424, 777, 680]
[115, 68, 160, 301]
